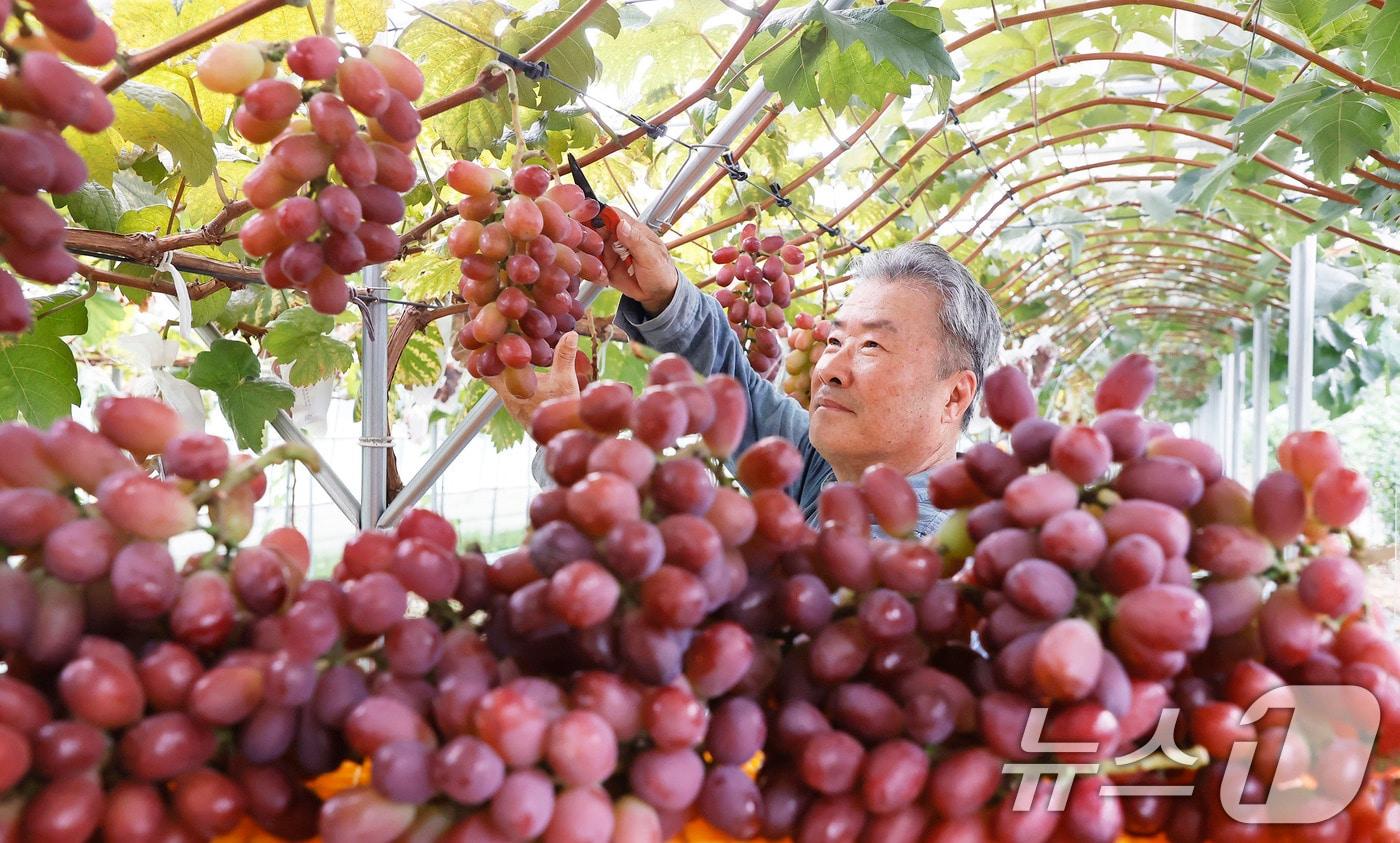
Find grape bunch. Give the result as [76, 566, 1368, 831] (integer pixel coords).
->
[781, 312, 830, 409]
[207, 37, 424, 315]
[446, 160, 604, 398]
[0, 0, 120, 331]
[0, 397, 322, 841]
[705, 223, 805, 379]
[2, 351, 1398, 843]
[905, 352, 1400, 841]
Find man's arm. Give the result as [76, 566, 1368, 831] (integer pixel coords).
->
[599, 208, 811, 457]
[614, 272, 810, 455]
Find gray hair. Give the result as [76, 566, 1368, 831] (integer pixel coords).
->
[851, 242, 1004, 430]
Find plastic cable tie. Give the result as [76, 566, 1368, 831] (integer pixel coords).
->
[156, 251, 194, 342]
[627, 114, 666, 139]
[720, 153, 749, 182]
[358, 435, 395, 448]
[498, 52, 549, 79]
[769, 183, 792, 208]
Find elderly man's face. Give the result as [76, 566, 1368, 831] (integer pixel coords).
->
[808, 280, 964, 468]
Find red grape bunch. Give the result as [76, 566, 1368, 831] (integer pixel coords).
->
[307, 353, 953, 842]
[903, 352, 1400, 841]
[0, 0, 120, 331]
[705, 222, 806, 379]
[446, 159, 604, 398]
[2, 351, 1398, 843]
[0, 397, 328, 841]
[206, 37, 425, 315]
[781, 312, 831, 409]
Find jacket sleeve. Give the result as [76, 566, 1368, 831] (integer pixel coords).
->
[613, 274, 811, 457]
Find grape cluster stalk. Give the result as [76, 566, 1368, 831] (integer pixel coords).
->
[447, 160, 602, 399]
[203, 37, 425, 314]
[704, 223, 806, 380]
[0, 0, 120, 331]
[1, 351, 1398, 843]
[781, 313, 830, 409]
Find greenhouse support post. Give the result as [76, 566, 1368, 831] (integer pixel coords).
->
[375, 0, 858, 529]
[1220, 347, 1235, 479]
[1287, 236, 1317, 432]
[1252, 305, 1271, 483]
[194, 325, 361, 525]
[361, 263, 390, 528]
[1230, 342, 1245, 481]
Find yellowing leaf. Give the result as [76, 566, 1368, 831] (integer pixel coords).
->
[63, 128, 119, 188]
[393, 329, 444, 388]
[111, 82, 217, 186]
[386, 249, 459, 300]
[113, 0, 387, 53]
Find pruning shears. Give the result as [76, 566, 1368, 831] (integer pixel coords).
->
[567, 153, 634, 275]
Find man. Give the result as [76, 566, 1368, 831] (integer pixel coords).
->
[489, 209, 1003, 538]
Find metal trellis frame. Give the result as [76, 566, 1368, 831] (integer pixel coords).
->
[1252, 304, 1271, 482]
[360, 263, 391, 528]
[1286, 236, 1317, 433]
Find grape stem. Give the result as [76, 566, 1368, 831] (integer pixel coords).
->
[505, 66, 528, 172]
[321, 0, 337, 43]
[193, 443, 322, 506]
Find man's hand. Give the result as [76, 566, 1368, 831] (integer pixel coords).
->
[484, 332, 581, 438]
[600, 207, 679, 315]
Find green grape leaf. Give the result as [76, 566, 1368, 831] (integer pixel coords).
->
[188, 288, 233, 327]
[760, 27, 827, 109]
[1138, 188, 1178, 224]
[394, 329, 445, 389]
[218, 286, 294, 330]
[399, 1, 511, 156]
[504, 1, 620, 112]
[117, 205, 172, 235]
[111, 82, 216, 186]
[386, 250, 459, 300]
[1364, 0, 1400, 86]
[263, 307, 355, 387]
[1170, 154, 1244, 211]
[1228, 79, 1331, 160]
[1315, 264, 1368, 315]
[823, 3, 956, 80]
[1293, 90, 1392, 182]
[1263, 0, 1327, 35]
[54, 182, 121, 231]
[0, 294, 87, 426]
[187, 339, 294, 450]
[756, 1, 956, 111]
[486, 405, 525, 450]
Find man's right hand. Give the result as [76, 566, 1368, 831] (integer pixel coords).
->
[600, 207, 679, 316]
